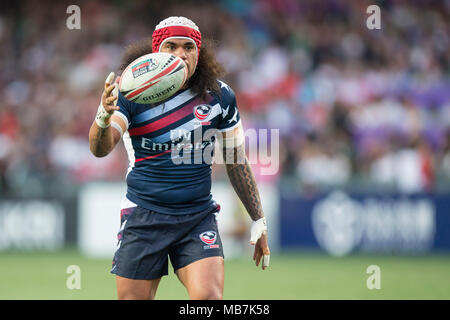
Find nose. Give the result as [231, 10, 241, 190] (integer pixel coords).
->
[174, 47, 187, 60]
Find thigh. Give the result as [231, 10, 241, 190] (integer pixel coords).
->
[116, 275, 161, 300]
[169, 208, 224, 271]
[111, 206, 171, 280]
[175, 256, 224, 300]
[170, 208, 224, 299]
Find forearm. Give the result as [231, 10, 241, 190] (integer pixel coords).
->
[225, 146, 264, 221]
[89, 71, 122, 157]
[89, 121, 116, 157]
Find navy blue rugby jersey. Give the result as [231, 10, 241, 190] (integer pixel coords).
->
[114, 80, 241, 215]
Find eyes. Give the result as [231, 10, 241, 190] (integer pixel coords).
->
[164, 43, 195, 52]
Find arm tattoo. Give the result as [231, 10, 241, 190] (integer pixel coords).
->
[224, 145, 264, 221]
[90, 126, 113, 157]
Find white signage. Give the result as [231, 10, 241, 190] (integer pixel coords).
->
[78, 182, 126, 258]
[0, 201, 65, 250]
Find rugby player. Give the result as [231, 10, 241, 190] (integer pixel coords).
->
[89, 16, 270, 300]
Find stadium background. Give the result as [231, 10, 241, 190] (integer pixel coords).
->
[0, 0, 449, 299]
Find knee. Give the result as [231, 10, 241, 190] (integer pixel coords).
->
[191, 287, 223, 300]
[118, 293, 150, 300]
[116, 276, 160, 300]
[204, 289, 223, 300]
[118, 290, 154, 300]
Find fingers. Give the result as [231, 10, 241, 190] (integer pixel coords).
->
[253, 236, 270, 270]
[105, 95, 118, 105]
[97, 72, 119, 117]
[102, 72, 118, 109]
[260, 240, 270, 270]
[103, 72, 117, 101]
[254, 250, 262, 267]
[253, 250, 269, 270]
[105, 72, 115, 85]
[105, 103, 119, 112]
[262, 254, 270, 269]
[250, 219, 270, 269]
[104, 83, 116, 97]
[102, 90, 118, 112]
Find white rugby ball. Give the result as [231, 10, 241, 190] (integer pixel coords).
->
[119, 52, 187, 104]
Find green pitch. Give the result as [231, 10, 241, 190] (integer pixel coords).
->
[0, 249, 449, 299]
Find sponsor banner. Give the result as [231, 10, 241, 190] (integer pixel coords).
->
[280, 190, 450, 256]
[0, 200, 65, 250]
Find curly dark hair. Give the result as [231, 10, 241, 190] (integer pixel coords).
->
[118, 37, 225, 99]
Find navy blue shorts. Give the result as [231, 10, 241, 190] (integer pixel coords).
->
[110, 203, 224, 280]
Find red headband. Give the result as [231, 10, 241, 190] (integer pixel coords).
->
[152, 26, 202, 55]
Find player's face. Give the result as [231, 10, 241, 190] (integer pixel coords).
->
[160, 39, 198, 81]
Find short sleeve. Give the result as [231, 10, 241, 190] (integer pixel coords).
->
[113, 91, 132, 130]
[217, 80, 241, 132]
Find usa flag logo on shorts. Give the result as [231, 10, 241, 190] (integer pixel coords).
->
[200, 231, 216, 244]
[199, 231, 219, 249]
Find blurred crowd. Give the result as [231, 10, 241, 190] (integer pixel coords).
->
[0, 0, 449, 198]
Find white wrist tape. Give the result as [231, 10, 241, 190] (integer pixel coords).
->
[250, 217, 267, 244]
[95, 103, 112, 128]
[250, 217, 270, 268]
[95, 71, 117, 128]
